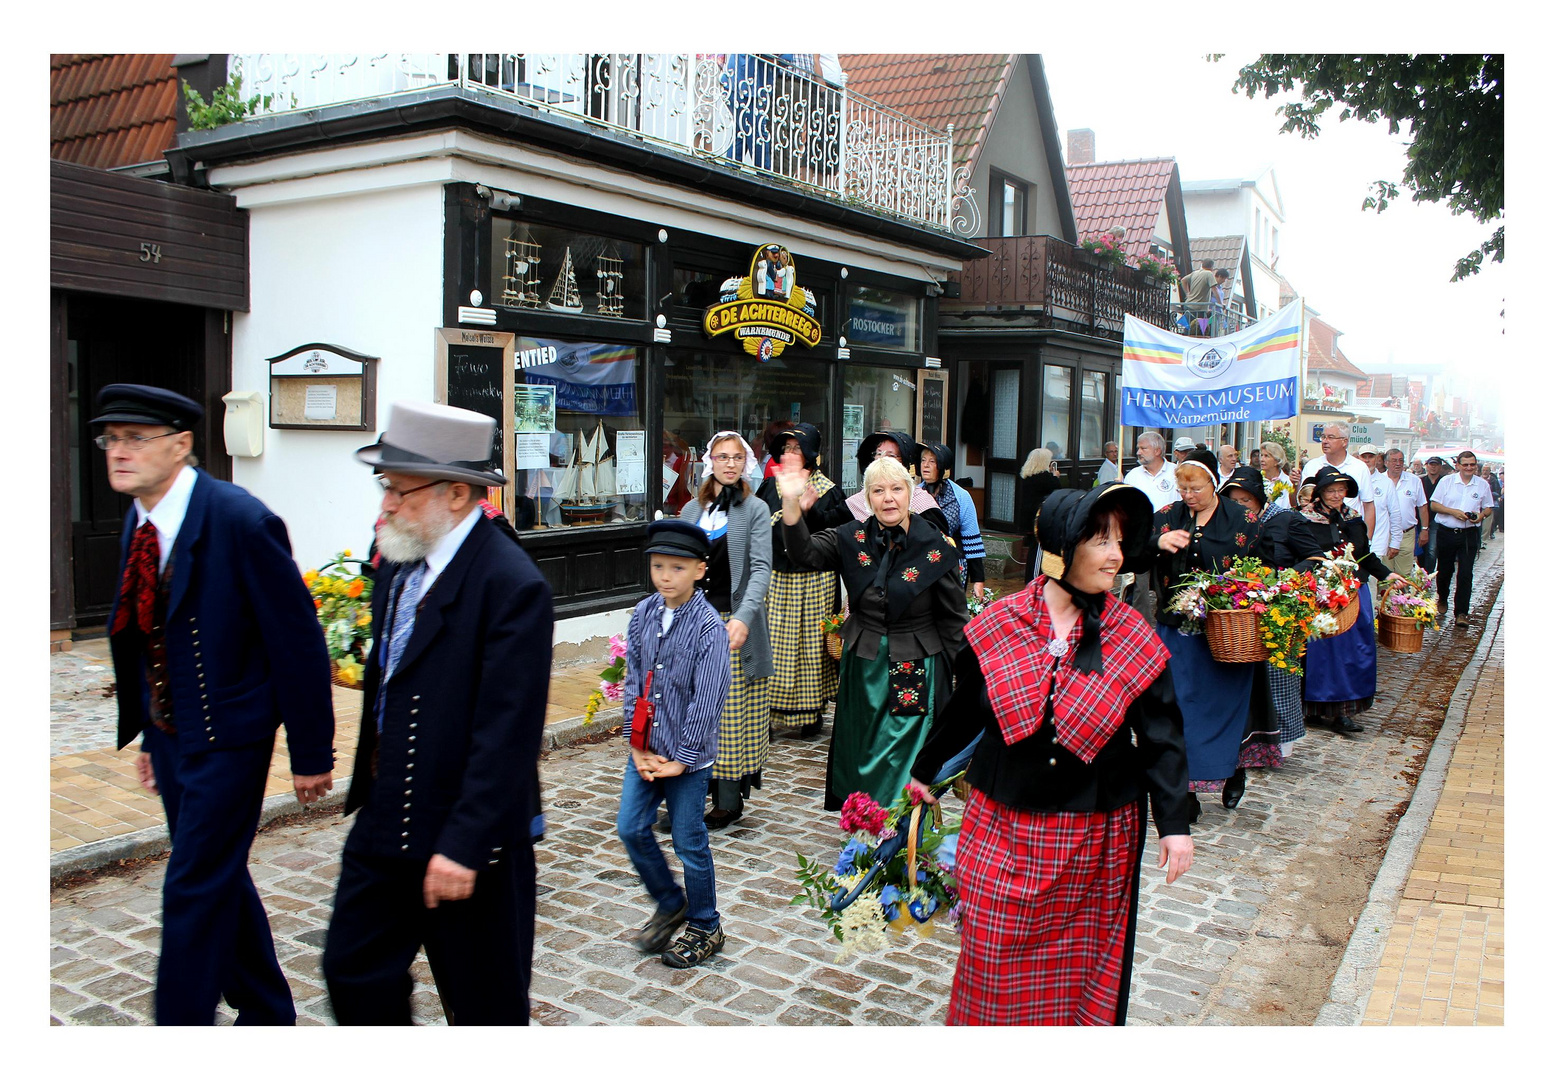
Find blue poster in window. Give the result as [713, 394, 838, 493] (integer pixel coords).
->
[517, 337, 638, 416]
[847, 297, 910, 348]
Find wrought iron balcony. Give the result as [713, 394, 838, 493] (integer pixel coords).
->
[226, 53, 978, 236]
[945, 234, 1177, 335]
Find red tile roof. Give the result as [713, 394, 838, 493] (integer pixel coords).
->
[838, 54, 1013, 170]
[1328, 347, 1368, 380]
[51, 54, 179, 170]
[1064, 158, 1178, 258]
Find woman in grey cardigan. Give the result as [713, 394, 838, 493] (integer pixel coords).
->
[680, 431, 773, 828]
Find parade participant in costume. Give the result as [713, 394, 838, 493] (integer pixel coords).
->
[1018, 447, 1064, 583]
[1300, 466, 1408, 732]
[755, 423, 851, 738]
[1221, 467, 1323, 767]
[779, 454, 966, 810]
[917, 441, 986, 596]
[325, 401, 553, 1025]
[1152, 449, 1265, 814]
[98, 384, 336, 1025]
[907, 483, 1193, 1026]
[680, 432, 773, 828]
[843, 431, 949, 535]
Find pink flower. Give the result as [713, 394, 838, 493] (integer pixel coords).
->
[608, 634, 628, 660]
[600, 680, 624, 701]
[839, 792, 887, 836]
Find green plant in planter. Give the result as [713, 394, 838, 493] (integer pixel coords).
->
[182, 70, 280, 130]
[1079, 233, 1129, 267]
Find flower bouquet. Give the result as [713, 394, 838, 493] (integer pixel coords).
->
[819, 611, 846, 661]
[966, 585, 999, 617]
[792, 783, 962, 960]
[1377, 566, 1437, 653]
[583, 633, 629, 724]
[1169, 556, 1321, 673]
[1309, 543, 1363, 637]
[304, 551, 373, 689]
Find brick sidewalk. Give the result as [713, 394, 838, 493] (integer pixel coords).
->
[1362, 603, 1504, 1026]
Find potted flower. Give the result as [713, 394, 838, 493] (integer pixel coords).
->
[1135, 252, 1180, 286]
[1079, 232, 1129, 268]
[304, 551, 373, 689]
[583, 633, 629, 724]
[792, 782, 963, 960]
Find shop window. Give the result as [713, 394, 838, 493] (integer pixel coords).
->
[1041, 365, 1073, 460]
[663, 350, 833, 516]
[1079, 370, 1107, 459]
[513, 337, 648, 531]
[845, 285, 919, 353]
[841, 363, 918, 493]
[990, 367, 1020, 460]
[491, 220, 647, 320]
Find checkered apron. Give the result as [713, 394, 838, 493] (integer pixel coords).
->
[713, 610, 770, 782]
[948, 788, 1143, 1026]
[765, 569, 839, 726]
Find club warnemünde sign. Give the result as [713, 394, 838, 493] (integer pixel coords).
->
[702, 243, 823, 362]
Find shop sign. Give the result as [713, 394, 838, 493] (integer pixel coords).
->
[702, 243, 823, 361]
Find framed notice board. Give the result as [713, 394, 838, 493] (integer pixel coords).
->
[433, 328, 516, 509]
[916, 368, 948, 447]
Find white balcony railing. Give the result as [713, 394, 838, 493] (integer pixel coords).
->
[227, 53, 980, 236]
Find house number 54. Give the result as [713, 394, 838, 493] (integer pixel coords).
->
[139, 242, 162, 264]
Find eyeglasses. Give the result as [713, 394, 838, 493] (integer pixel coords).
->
[376, 475, 444, 501]
[872, 448, 899, 459]
[710, 453, 745, 464]
[94, 432, 178, 451]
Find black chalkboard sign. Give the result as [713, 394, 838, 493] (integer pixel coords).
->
[918, 371, 946, 447]
[444, 343, 506, 468]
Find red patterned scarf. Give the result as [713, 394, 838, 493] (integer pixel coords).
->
[965, 576, 1168, 762]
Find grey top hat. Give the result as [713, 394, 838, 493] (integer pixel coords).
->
[355, 400, 506, 487]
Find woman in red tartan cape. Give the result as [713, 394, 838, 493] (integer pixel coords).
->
[908, 483, 1194, 1025]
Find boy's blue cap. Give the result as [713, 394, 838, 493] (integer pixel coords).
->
[643, 519, 709, 560]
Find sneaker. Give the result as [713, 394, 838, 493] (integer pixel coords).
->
[661, 923, 726, 968]
[628, 902, 688, 953]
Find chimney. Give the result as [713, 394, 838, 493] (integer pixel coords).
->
[1067, 128, 1095, 166]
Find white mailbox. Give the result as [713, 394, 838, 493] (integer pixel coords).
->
[222, 391, 265, 457]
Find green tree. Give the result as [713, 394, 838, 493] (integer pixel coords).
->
[1227, 54, 1502, 281]
[181, 70, 275, 131]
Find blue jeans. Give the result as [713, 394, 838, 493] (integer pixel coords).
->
[616, 760, 719, 932]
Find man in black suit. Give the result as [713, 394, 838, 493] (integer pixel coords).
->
[323, 400, 554, 1025]
[96, 384, 336, 1025]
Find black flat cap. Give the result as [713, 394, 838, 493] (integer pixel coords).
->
[90, 383, 203, 432]
[644, 519, 710, 560]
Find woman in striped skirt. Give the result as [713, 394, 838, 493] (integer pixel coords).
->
[680, 431, 773, 829]
[755, 423, 852, 737]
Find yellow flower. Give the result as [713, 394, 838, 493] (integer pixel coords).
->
[303, 569, 318, 586]
[342, 549, 352, 558]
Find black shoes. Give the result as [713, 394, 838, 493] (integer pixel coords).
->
[661, 923, 725, 968]
[1222, 768, 1246, 809]
[629, 901, 688, 953]
[1331, 716, 1364, 733]
[1185, 794, 1201, 825]
[704, 807, 743, 830]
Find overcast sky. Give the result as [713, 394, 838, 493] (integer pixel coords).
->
[1039, 52, 1505, 422]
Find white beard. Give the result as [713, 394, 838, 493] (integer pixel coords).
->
[376, 502, 456, 564]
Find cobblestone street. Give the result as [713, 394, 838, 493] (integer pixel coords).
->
[49, 543, 1503, 1026]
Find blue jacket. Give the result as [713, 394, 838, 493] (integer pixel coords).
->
[107, 469, 335, 775]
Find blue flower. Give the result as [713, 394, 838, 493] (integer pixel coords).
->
[833, 837, 868, 876]
[908, 896, 938, 923]
[879, 884, 903, 915]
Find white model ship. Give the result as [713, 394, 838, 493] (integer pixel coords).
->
[554, 420, 616, 522]
[545, 246, 584, 313]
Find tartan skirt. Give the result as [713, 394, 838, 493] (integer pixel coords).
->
[764, 569, 838, 726]
[714, 611, 769, 783]
[1268, 665, 1306, 746]
[948, 788, 1144, 1026]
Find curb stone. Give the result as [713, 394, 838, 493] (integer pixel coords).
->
[50, 706, 628, 882]
[1315, 585, 1503, 1025]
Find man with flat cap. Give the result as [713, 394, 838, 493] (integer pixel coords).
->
[94, 383, 336, 1025]
[323, 400, 554, 1024]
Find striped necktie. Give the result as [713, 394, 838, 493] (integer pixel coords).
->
[376, 560, 426, 733]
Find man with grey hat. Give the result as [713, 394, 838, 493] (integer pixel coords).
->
[324, 400, 554, 1025]
[94, 383, 336, 1025]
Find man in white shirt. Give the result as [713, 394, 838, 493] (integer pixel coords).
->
[1094, 440, 1121, 486]
[1125, 431, 1179, 511]
[1383, 448, 1428, 576]
[1301, 423, 1375, 536]
[1217, 444, 1239, 483]
[1357, 446, 1402, 601]
[1428, 450, 1495, 628]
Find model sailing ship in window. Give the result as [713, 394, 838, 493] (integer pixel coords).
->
[553, 420, 616, 522]
[595, 248, 625, 317]
[501, 229, 544, 308]
[546, 247, 584, 313]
